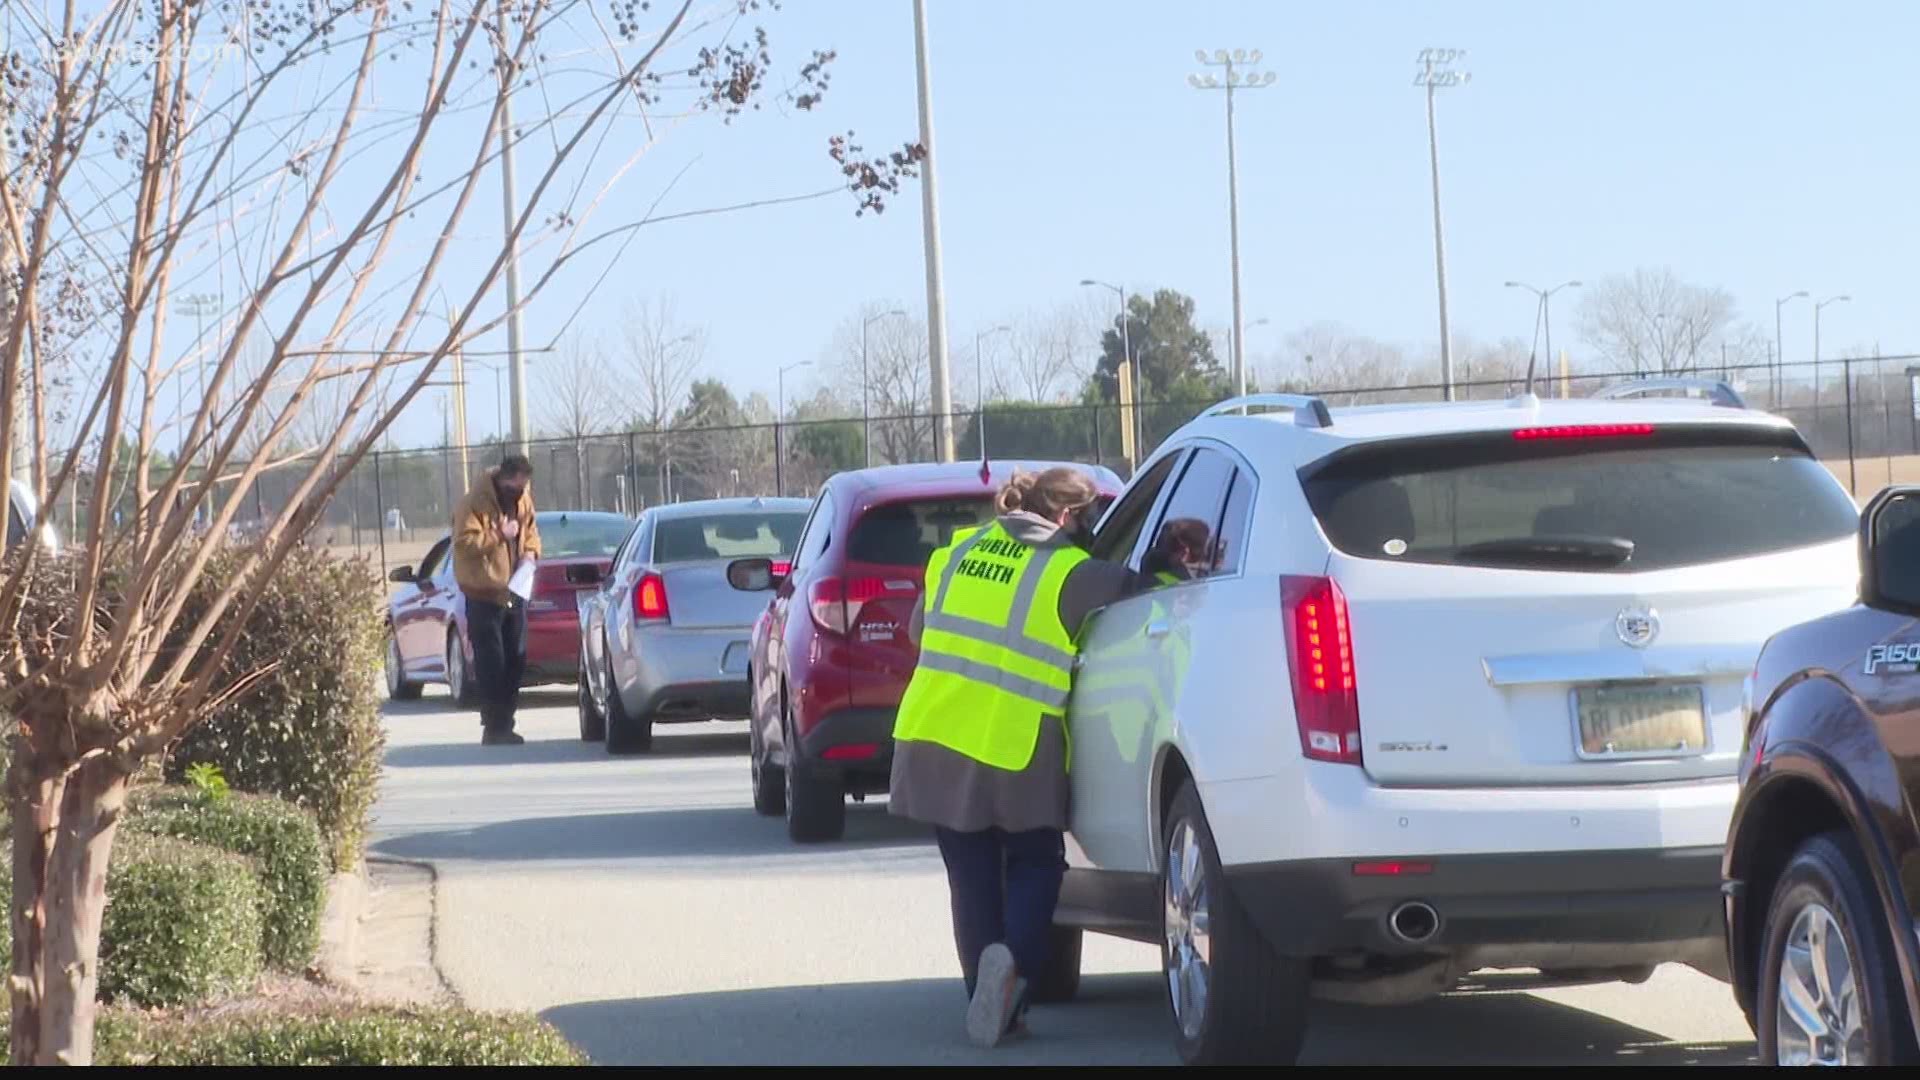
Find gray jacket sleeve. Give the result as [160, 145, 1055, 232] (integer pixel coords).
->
[1056, 559, 1147, 641]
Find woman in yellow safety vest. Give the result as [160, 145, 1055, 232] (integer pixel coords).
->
[890, 466, 1145, 1048]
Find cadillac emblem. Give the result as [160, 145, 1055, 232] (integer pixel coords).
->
[1615, 606, 1659, 649]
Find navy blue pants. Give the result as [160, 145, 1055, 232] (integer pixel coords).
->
[934, 826, 1067, 999]
[466, 598, 526, 733]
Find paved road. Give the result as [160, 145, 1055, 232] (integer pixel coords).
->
[370, 688, 1760, 1066]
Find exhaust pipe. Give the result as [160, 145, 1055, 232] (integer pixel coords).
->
[1387, 901, 1440, 945]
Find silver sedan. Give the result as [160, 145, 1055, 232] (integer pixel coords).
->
[577, 497, 810, 754]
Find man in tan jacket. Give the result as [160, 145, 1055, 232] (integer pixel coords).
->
[453, 454, 543, 745]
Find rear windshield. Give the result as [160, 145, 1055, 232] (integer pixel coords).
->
[538, 515, 632, 558]
[850, 498, 996, 568]
[654, 512, 806, 564]
[1302, 432, 1857, 573]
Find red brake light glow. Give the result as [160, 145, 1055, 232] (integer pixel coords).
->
[1282, 575, 1362, 766]
[1512, 423, 1656, 441]
[634, 573, 669, 621]
[1352, 861, 1433, 877]
[771, 560, 791, 578]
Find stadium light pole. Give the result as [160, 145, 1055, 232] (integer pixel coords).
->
[1189, 49, 1277, 398]
[912, 0, 955, 462]
[1416, 47, 1470, 401]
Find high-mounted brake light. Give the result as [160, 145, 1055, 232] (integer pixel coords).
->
[1281, 576, 1362, 766]
[633, 573, 669, 621]
[1512, 423, 1656, 441]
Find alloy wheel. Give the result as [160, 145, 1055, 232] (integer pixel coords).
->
[1164, 816, 1213, 1042]
[1775, 901, 1867, 1065]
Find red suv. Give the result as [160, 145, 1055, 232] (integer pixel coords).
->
[727, 460, 1121, 842]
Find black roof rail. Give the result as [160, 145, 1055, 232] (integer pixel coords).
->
[1596, 376, 1746, 410]
[1203, 393, 1334, 429]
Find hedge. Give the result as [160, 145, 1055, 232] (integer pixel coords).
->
[124, 785, 329, 972]
[112, 1004, 587, 1066]
[1, 1003, 587, 1066]
[167, 545, 387, 871]
[97, 832, 265, 1008]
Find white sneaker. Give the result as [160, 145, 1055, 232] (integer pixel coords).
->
[966, 943, 1023, 1048]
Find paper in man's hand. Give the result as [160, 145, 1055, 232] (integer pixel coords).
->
[508, 560, 536, 601]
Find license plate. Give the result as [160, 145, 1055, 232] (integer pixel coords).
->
[1572, 683, 1708, 758]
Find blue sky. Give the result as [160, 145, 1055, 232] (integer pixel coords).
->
[371, 0, 1920, 446]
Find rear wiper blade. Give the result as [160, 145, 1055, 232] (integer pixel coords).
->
[1451, 535, 1635, 569]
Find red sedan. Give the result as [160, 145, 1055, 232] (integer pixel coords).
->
[383, 510, 634, 703]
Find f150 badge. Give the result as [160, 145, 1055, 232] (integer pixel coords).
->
[1865, 642, 1920, 676]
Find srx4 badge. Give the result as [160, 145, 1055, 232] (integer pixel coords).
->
[1864, 642, 1920, 676]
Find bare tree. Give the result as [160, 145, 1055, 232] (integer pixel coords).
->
[0, 0, 911, 1062]
[1272, 322, 1412, 403]
[1575, 268, 1739, 376]
[538, 330, 620, 438]
[619, 295, 704, 434]
[999, 305, 1082, 404]
[828, 304, 930, 464]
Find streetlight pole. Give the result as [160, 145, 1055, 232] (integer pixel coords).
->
[1189, 50, 1276, 398]
[1081, 279, 1137, 461]
[975, 324, 1011, 459]
[911, 0, 955, 463]
[1416, 47, 1470, 402]
[1814, 294, 1850, 454]
[776, 360, 811, 497]
[1505, 280, 1580, 397]
[1775, 291, 1808, 406]
[862, 309, 906, 468]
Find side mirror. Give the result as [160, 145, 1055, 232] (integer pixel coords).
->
[727, 557, 776, 592]
[388, 565, 416, 584]
[1861, 486, 1920, 613]
[565, 563, 605, 586]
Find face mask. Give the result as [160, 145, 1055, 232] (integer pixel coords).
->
[496, 482, 525, 507]
[1065, 509, 1096, 549]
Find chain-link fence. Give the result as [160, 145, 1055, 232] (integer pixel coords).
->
[45, 352, 1920, 577]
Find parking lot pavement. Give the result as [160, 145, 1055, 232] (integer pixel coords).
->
[370, 689, 1759, 1066]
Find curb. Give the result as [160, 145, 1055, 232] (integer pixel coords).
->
[365, 855, 464, 1007]
[315, 861, 370, 986]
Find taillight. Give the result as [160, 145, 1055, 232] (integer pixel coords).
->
[1512, 423, 1655, 441]
[633, 573, 669, 621]
[1282, 575, 1362, 766]
[809, 576, 914, 636]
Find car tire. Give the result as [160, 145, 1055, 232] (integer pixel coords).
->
[1757, 830, 1920, 1066]
[750, 698, 786, 817]
[604, 673, 653, 755]
[385, 629, 422, 701]
[577, 652, 606, 742]
[446, 630, 479, 709]
[1029, 925, 1084, 1004]
[1160, 781, 1309, 1066]
[783, 708, 844, 843]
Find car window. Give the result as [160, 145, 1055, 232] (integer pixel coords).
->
[416, 537, 452, 582]
[1143, 448, 1236, 581]
[653, 511, 807, 564]
[1090, 451, 1183, 566]
[789, 491, 835, 576]
[1302, 429, 1857, 573]
[849, 497, 997, 568]
[538, 514, 632, 558]
[1213, 468, 1255, 577]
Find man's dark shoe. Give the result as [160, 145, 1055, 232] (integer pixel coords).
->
[481, 729, 525, 746]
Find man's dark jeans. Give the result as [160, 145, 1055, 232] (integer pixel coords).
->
[466, 597, 526, 733]
[933, 825, 1067, 1003]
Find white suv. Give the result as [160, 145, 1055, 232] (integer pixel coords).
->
[1050, 380, 1861, 1065]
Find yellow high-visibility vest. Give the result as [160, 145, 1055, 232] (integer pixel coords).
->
[893, 522, 1090, 772]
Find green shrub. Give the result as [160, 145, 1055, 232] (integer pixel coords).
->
[99, 832, 264, 1008]
[99, 1004, 588, 1066]
[167, 545, 387, 871]
[124, 784, 329, 973]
